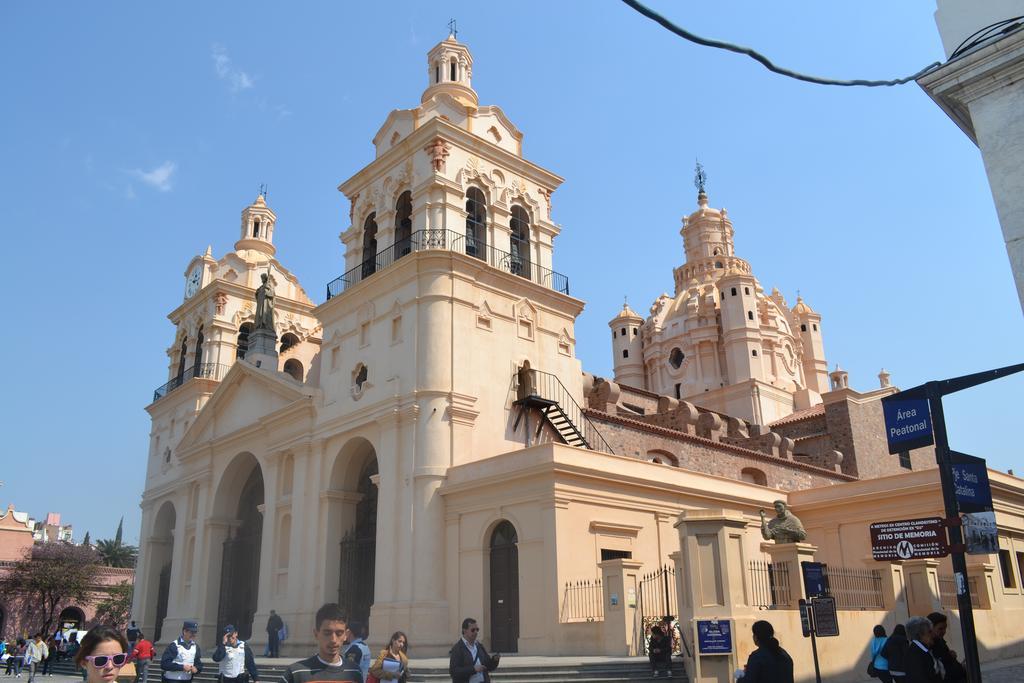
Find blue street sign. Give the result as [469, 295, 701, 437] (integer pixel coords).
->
[696, 619, 733, 654]
[801, 561, 828, 599]
[882, 396, 934, 454]
[950, 452, 993, 513]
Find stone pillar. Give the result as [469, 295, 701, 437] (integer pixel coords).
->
[759, 542, 819, 607]
[598, 558, 644, 656]
[881, 562, 911, 621]
[903, 559, 941, 617]
[677, 510, 753, 683]
[966, 562, 996, 610]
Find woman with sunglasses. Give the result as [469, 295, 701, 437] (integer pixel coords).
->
[73, 626, 131, 683]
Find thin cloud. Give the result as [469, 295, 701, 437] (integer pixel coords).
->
[212, 43, 254, 92]
[131, 161, 177, 192]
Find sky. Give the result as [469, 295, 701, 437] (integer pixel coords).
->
[2, 2, 1021, 545]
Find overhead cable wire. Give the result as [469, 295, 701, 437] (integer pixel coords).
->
[619, 0, 942, 87]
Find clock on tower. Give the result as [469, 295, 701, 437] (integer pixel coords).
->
[184, 264, 202, 299]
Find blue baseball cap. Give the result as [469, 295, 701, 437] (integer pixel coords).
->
[183, 621, 198, 632]
[224, 625, 237, 634]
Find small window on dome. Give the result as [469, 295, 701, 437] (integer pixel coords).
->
[745, 287, 750, 295]
[621, 327, 626, 336]
[669, 348, 684, 369]
[813, 323, 818, 332]
[731, 288, 737, 296]
[633, 328, 638, 336]
[622, 349, 629, 359]
[801, 324, 807, 332]
[450, 59, 457, 81]
[748, 311, 754, 321]
[715, 262, 723, 268]
[752, 350, 758, 357]
[253, 218, 261, 237]
[435, 64, 440, 83]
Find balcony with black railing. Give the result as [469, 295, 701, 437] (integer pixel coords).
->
[326, 228, 570, 300]
[152, 362, 231, 402]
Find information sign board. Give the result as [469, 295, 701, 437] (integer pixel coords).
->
[881, 395, 934, 454]
[810, 597, 839, 637]
[798, 600, 811, 638]
[870, 517, 949, 560]
[696, 619, 732, 655]
[801, 561, 828, 599]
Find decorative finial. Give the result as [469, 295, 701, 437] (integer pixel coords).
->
[448, 18, 458, 39]
[694, 159, 707, 197]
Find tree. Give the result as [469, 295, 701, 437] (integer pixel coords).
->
[0, 543, 100, 635]
[96, 518, 138, 568]
[93, 581, 133, 630]
[81, 531, 91, 546]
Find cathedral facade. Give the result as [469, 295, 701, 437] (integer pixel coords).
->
[131, 35, 1024, 671]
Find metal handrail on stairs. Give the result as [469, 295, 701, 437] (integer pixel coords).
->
[516, 368, 615, 455]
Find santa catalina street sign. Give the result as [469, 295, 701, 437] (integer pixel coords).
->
[881, 395, 934, 454]
[870, 517, 949, 561]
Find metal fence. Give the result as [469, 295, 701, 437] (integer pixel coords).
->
[938, 574, 981, 609]
[559, 579, 604, 622]
[152, 362, 231, 402]
[748, 560, 792, 609]
[638, 565, 683, 656]
[822, 565, 886, 610]
[326, 228, 571, 299]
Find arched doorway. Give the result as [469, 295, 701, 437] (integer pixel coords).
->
[59, 606, 86, 632]
[216, 457, 264, 640]
[489, 521, 519, 652]
[146, 501, 176, 642]
[338, 458, 377, 626]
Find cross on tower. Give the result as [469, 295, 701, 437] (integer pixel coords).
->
[448, 18, 458, 39]
[259, 183, 268, 200]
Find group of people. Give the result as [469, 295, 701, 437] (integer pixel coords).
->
[0, 633, 54, 681]
[869, 613, 967, 683]
[59, 604, 509, 683]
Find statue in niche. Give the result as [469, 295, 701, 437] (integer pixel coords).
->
[254, 272, 275, 331]
[760, 500, 807, 544]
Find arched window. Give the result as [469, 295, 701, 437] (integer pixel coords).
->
[509, 205, 531, 280]
[395, 191, 413, 258]
[236, 323, 253, 360]
[280, 333, 300, 354]
[192, 326, 205, 377]
[647, 449, 678, 466]
[283, 358, 303, 382]
[740, 468, 767, 486]
[466, 187, 487, 259]
[435, 64, 440, 83]
[362, 213, 378, 278]
[176, 337, 188, 383]
[450, 59, 457, 81]
[253, 218, 261, 238]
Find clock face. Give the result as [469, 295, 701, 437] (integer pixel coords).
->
[184, 266, 202, 298]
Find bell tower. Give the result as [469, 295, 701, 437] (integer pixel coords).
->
[422, 32, 478, 107]
[235, 193, 277, 257]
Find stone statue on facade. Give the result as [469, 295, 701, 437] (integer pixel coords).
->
[255, 272, 275, 331]
[760, 500, 807, 543]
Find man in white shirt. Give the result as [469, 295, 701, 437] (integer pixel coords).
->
[448, 618, 500, 683]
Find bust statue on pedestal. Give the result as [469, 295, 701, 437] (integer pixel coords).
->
[760, 500, 807, 544]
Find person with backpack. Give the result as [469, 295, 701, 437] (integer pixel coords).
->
[882, 623, 910, 681]
[869, 625, 892, 682]
[159, 622, 203, 683]
[740, 620, 793, 683]
[130, 632, 155, 683]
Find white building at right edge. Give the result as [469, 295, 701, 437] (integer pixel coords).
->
[918, 1, 1024, 313]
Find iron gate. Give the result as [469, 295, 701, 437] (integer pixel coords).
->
[637, 565, 684, 656]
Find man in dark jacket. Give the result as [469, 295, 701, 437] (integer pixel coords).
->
[448, 618, 500, 683]
[266, 611, 284, 659]
[926, 613, 967, 683]
[904, 617, 942, 683]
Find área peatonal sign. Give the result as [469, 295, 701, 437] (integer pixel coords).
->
[881, 394, 934, 454]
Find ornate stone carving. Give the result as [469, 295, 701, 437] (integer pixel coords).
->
[424, 137, 451, 173]
[214, 292, 228, 316]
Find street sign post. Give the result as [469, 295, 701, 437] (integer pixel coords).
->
[878, 362, 1024, 683]
[870, 517, 949, 561]
[801, 561, 828, 599]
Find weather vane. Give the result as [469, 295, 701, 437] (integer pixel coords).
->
[259, 183, 268, 200]
[694, 160, 707, 195]
[448, 18, 458, 39]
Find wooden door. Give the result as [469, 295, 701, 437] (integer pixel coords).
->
[489, 521, 519, 652]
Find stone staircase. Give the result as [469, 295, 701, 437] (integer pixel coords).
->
[50, 655, 688, 682]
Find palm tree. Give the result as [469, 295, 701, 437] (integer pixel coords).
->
[95, 518, 138, 568]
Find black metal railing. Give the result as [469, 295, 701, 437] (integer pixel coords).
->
[326, 228, 570, 299]
[638, 565, 682, 656]
[821, 565, 885, 610]
[749, 560, 792, 609]
[522, 369, 614, 454]
[152, 363, 231, 402]
[559, 579, 604, 622]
